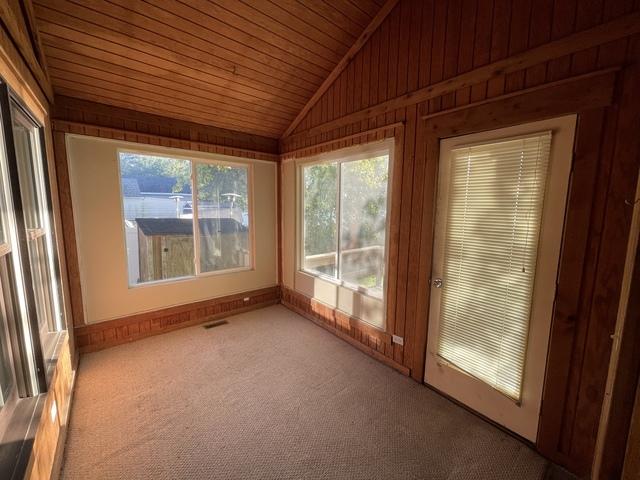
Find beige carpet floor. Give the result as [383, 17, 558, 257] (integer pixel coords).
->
[61, 305, 571, 480]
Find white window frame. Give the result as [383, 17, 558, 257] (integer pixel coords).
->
[116, 148, 254, 288]
[296, 139, 394, 301]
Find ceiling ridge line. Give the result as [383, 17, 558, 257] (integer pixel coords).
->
[280, 0, 401, 138]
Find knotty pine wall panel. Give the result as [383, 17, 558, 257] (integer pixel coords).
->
[1, 5, 78, 480]
[53, 96, 279, 155]
[280, 0, 640, 475]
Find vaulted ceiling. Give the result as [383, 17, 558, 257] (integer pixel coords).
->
[32, 0, 387, 138]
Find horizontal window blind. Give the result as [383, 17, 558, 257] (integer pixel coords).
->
[437, 132, 552, 400]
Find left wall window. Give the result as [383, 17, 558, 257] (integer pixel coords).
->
[11, 103, 63, 364]
[0, 79, 65, 419]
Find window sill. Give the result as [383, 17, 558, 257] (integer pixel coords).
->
[126, 265, 254, 289]
[0, 330, 67, 480]
[0, 392, 43, 480]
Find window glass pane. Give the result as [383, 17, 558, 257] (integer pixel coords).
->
[303, 163, 338, 278]
[11, 105, 63, 363]
[196, 163, 250, 273]
[12, 109, 41, 230]
[0, 255, 15, 407]
[119, 153, 194, 284]
[339, 156, 389, 293]
[437, 134, 552, 400]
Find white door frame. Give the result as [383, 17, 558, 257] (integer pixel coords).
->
[424, 115, 576, 441]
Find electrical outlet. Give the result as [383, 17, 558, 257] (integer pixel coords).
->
[392, 335, 404, 346]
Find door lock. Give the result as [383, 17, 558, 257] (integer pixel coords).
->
[432, 278, 443, 288]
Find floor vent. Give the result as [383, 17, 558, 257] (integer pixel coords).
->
[203, 320, 229, 329]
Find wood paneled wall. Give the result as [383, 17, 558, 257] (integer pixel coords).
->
[76, 286, 280, 353]
[624, 380, 640, 479]
[0, 0, 52, 104]
[1, 4, 77, 480]
[25, 335, 75, 480]
[280, 0, 640, 475]
[53, 96, 279, 155]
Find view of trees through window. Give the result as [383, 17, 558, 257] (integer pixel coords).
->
[119, 152, 250, 285]
[302, 153, 389, 296]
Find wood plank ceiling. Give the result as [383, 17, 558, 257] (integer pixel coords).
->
[32, 0, 386, 138]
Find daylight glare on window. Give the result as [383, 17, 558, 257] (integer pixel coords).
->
[302, 150, 389, 297]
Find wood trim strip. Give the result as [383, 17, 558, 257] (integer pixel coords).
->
[52, 130, 84, 327]
[420, 67, 622, 121]
[24, 334, 74, 480]
[280, 286, 392, 345]
[280, 121, 404, 160]
[52, 119, 280, 162]
[623, 380, 640, 480]
[424, 70, 616, 135]
[282, 11, 640, 144]
[75, 286, 280, 352]
[281, 0, 401, 138]
[0, 25, 48, 123]
[0, 3, 53, 101]
[53, 95, 279, 152]
[281, 286, 409, 376]
[409, 67, 617, 385]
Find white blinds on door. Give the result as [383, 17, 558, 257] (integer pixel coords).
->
[437, 132, 552, 400]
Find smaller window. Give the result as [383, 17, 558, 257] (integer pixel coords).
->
[118, 152, 252, 286]
[300, 143, 391, 298]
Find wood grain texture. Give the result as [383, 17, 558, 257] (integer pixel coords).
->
[591, 35, 640, 479]
[51, 130, 84, 328]
[31, 0, 388, 137]
[278, 0, 640, 474]
[281, 9, 640, 145]
[75, 286, 280, 353]
[282, 0, 400, 137]
[0, 0, 53, 101]
[53, 96, 279, 155]
[281, 286, 408, 376]
[24, 335, 75, 480]
[624, 380, 640, 479]
[0, 9, 77, 480]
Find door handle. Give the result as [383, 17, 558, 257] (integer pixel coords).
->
[432, 278, 443, 288]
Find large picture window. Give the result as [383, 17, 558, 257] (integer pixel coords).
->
[118, 152, 251, 286]
[300, 144, 391, 298]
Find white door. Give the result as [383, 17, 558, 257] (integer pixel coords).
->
[424, 116, 576, 441]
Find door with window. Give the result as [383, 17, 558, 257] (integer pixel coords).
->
[11, 103, 63, 364]
[424, 116, 576, 441]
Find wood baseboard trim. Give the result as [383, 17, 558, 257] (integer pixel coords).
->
[75, 286, 280, 352]
[280, 288, 409, 376]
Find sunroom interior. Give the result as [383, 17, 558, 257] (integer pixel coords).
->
[0, 1, 639, 479]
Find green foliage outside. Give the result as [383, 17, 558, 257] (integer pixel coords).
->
[196, 163, 248, 211]
[119, 153, 248, 211]
[340, 156, 388, 250]
[303, 156, 388, 256]
[303, 163, 337, 256]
